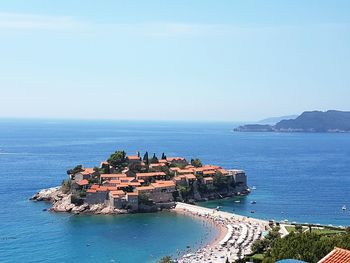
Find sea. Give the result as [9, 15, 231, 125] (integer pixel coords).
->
[0, 119, 349, 262]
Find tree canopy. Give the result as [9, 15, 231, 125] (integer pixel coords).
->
[191, 158, 202, 167]
[107, 150, 127, 170]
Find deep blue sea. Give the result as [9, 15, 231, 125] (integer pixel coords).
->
[0, 119, 349, 262]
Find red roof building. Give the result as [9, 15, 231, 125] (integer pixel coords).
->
[319, 247, 350, 263]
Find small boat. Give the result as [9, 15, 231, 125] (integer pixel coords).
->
[251, 186, 256, 190]
[342, 205, 347, 211]
[250, 201, 257, 204]
[216, 206, 221, 211]
[250, 210, 255, 213]
[234, 200, 241, 203]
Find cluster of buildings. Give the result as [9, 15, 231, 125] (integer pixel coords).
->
[70, 154, 247, 212]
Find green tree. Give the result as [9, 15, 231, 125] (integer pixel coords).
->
[191, 158, 202, 167]
[107, 150, 127, 170]
[66, 164, 83, 175]
[61, 179, 71, 194]
[138, 193, 153, 205]
[213, 172, 228, 190]
[150, 153, 159, 164]
[158, 256, 173, 263]
[161, 152, 167, 160]
[143, 151, 149, 165]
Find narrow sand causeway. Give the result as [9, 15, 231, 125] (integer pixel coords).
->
[174, 202, 269, 263]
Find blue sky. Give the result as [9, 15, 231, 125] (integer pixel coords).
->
[0, 0, 349, 121]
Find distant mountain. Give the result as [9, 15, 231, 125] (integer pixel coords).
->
[258, 115, 298, 125]
[234, 110, 350, 133]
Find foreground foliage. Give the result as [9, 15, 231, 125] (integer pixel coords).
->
[254, 228, 350, 263]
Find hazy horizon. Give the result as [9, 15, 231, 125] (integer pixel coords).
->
[1, 1, 350, 121]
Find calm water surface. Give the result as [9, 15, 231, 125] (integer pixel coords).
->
[0, 119, 349, 262]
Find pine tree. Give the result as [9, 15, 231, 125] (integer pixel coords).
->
[143, 151, 149, 165]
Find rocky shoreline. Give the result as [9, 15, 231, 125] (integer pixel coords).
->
[30, 187, 128, 215]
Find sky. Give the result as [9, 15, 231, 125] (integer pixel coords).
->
[0, 0, 349, 122]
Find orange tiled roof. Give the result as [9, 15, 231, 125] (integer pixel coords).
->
[151, 180, 175, 188]
[178, 169, 194, 174]
[127, 192, 139, 196]
[203, 170, 216, 175]
[87, 189, 96, 193]
[217, 169, 229, 175]
[173, 175, 186, 181]
[110, 190, 125, 196]
[159, 159, 168, 163]
[81, 168, 95, 175]
[90, 184, 99, 189]
[100, 173, 126, 178]
[136, 186, 154, 191]
[136, 172, 166, 178]
[166, 157, 185, 162]
[77, 179, 89, 186]
[128, 182, 141, 186]
[127, 155, 141, 160]
[319, 247, 350, 263]
[184, 174, 196, 180]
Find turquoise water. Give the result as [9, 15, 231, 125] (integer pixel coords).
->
[0, 119, 350, 262]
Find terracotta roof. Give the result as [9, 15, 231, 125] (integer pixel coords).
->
[159, 159, 168, 163]
[77, 179, 89, 186]
[100, 173, 126, 178]
[166, 157, 185, 162]
[136, 172, 166, 178]
[136, 186, 154, 191]
[90, 184, 99, 189]
[87, 189, 96, 193]
[203, 170, 216, 175]
[127, 192, 139, 196]
[184, 174, 196, 180]
[170, 167, 181, 171]
[151, 180, 175, 188]
[110, 190, 125, 197]
[81, 168, 95, 175]
[218, 169, 229, 175]
[96, 186, 108, 192]
[173, 175, 186, 181]
[177, 169, 194, 174]
[128, 182, 141, 186]
[127, 155, 141, 160]
[319, 247, 350, 263]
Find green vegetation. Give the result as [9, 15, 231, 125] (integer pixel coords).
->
[213, 172, 228, 190]
[66, 164, 83, 175]
[107, 150, 127, 171]
[178, 185, 192, 201]
[71, 194, 84, 206]
[158, 256, 173, 263]
[143, 151, 149, 165]
[61, 179, 71, 194]
[150, 153, 159, 164]
[191, 158, 202, 167]
[250, 227, 350, 263]
[285, 225, 345, 236]
[138, 192, 154, 206]
[161, 152, 167, 160]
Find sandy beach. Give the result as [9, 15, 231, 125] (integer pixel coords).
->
[173, 202, 269, 263]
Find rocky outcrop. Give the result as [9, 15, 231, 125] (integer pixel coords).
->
[30, 187, 127, 215]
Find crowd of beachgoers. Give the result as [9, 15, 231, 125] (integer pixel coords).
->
[174, 202, 269, 263]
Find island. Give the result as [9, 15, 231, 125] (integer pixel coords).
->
[234, 110, 350, 133]
[31, 150, 249, 215]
